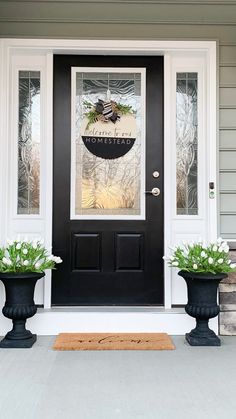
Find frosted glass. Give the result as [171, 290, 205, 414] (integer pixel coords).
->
[74, 71, 144, 217]
[176, 72, 198, 215]
[18, 71, 40, 215]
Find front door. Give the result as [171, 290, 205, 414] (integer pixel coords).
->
[52, 55, 163, 306]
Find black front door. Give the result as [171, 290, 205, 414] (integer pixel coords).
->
[52, 55, 163, 306]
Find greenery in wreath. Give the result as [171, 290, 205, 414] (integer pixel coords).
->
[0, 238, 62, 273]
[164, 237, 236, 274]
[83, 99, 136, 127]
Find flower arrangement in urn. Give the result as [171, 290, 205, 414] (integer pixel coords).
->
[165, 237, 236, 346]
[0, 238, 62, 348]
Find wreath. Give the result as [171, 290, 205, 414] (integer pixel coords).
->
[83, 99, 136, 127]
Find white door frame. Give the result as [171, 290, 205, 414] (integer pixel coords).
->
[0, 39, 217, 310]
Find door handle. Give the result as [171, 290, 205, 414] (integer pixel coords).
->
[145, 187, 160, 196]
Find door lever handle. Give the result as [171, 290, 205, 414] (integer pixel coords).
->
[145, 187, 160, 196]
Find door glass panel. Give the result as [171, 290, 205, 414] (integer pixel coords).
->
[71, 68, 145, 219]
[176, 72, 198, 215]
[18, 71, 40, 215]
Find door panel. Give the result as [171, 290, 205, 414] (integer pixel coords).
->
[52, 55, 163, 306]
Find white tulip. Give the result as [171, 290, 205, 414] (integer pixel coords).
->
[16, 243, 21, 250]
[193, 264, 198, 269]
[213, 245, 217, 252]
[218, 246, 223, 252]
[217, 237, 223, 244]
[23, 249, 28, 255]
[54, 256, 62, 264]
[172, 261, 179, 267]
[230, 263, 236, 269]
[218, 259, 223, 264]
[3, 258, 12, 266]
[201, 251, 207, 258]
[35, 262, 41, 269]
[223, 246, 229, 253]
[23, 260, 29, 266]
[208, 257, 213, 265]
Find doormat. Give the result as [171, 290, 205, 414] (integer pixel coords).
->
[53, 333, 175, 351]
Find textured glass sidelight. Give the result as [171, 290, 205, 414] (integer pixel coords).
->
[18, 71, 40, 214]
[176, 72, 198, 215]
[73, 71, 144, 217]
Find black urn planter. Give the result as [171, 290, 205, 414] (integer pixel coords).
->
[178, 270, 227, 346]
[0, 272, 45, 348]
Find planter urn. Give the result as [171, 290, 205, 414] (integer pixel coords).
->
[178, 270, 227, 346]
[0, 272, 45, 348]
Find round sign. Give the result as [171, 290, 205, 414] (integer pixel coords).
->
[80, 114, 138, 159]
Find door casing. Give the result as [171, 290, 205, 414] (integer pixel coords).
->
[0, 39, 217, 309]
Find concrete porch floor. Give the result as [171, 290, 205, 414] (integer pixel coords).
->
[1, 336, 236, 419]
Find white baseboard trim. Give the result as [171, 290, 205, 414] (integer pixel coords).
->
[0, 307, 216, 336]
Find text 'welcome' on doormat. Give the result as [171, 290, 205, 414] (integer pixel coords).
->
[53, 333, 175, 351]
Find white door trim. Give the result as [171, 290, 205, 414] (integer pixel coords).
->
[0, 39, 217, 311]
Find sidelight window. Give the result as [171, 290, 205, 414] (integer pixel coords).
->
[17, 71, 41, 215]
[176, 72, 198, 215]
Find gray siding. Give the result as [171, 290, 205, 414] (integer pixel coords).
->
[220, 45, 236, 238]
[0, 1, 235, 43]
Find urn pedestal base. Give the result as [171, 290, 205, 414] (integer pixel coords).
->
[185, 330, 221, 346]
[185, 318, 221, 346]
[0, 319, 37, 348]
[0, 334, 36, 348]
[185, 333, 220, 347]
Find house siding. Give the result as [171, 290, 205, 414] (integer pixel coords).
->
[219, 45, 236, 239]
[0, 0, 236, 333]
